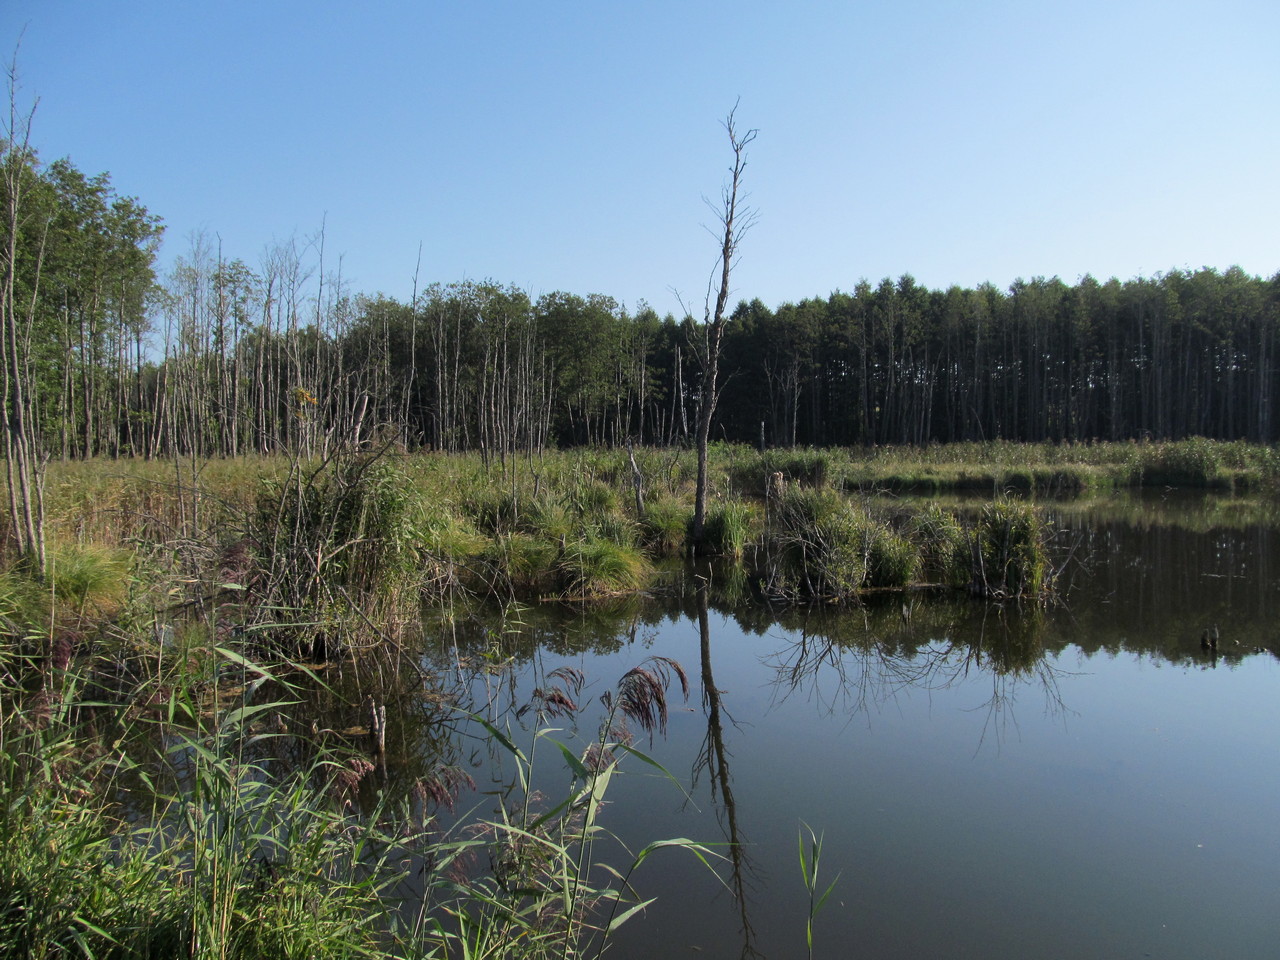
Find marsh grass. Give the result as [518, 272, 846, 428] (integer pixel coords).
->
[640, 495, 690, 556]
[415, 655, 722, 960]
[0, 631, 713, 960]
[0, 653, 401, 960]
[19, 442, 1129, 635]
[963, 500, 1052, 599]
[700, 499, 756, 560]
[758, 488, 870, 601]
[555, 537, 652, 599]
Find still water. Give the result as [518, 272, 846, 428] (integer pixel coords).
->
[406, 494, 1280, 959]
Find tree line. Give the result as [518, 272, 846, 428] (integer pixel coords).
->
[6, 145, 1280, 474]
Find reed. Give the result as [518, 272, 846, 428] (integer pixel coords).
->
[413, 655, 721, 960]
[0, 655, 401, 960]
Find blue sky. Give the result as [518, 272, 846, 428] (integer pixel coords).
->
[4, 0, 1277, 315]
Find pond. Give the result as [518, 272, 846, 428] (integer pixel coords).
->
[387, 493, 1280, 958]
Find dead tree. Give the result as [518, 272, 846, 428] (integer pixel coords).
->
[692, 104, 756, 551]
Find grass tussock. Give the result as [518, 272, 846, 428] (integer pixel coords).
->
[962, 500, 1052, 599]
[555, 537, 652, 598]
[700, 499, 757, 560]
[641, 495, 691, 556]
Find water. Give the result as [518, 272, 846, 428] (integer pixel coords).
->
[400, 493, 1280, 958]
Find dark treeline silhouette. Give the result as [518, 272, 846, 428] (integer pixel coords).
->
[136, 265, 1280, 457]
[719, 270, 1280, 447]
[7, 150, 1280, 460]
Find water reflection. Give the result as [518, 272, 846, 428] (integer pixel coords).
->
[766, 602, 1072, 754]
[693, 577, 761, 959]
[294, 494, 1280, 958]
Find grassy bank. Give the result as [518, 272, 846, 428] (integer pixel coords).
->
[14, 438, 1268, 667]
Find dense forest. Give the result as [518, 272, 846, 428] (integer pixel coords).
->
[6, 149, 1280, 465]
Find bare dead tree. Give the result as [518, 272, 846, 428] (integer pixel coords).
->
[692, 103, 757, 551]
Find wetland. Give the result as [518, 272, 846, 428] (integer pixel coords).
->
[5, 449, 1280, 958]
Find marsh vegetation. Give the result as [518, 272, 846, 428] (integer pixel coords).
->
[3, 441, 1280, 957]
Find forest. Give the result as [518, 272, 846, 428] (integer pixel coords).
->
[5, 148, 1280, 467]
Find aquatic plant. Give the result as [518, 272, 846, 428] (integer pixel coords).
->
[555, 537, 652, 598]
[907, 504, 969, 587]
[1138, 437, 1227, 488]
[414, 655, 719, 960]
[250, 450, 431, 654]
[964, 500, 1051, 600]
[759, 487, 869, 600]
[798, 821, 840, 960]
[640, 494, 691, 555]
[863, 522, 919, 588]
[701, 499, 756, 560]
[0, 655, 404, 960]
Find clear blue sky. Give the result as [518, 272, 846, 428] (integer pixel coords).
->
[5, 0, 1277, 315]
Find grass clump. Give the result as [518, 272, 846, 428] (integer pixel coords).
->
[483, 532, 560, 595]
[1137, 438, 1227, 488]
[907, 504, 970, 587]
[963, 500, 1052, 599]
[863, 523, 919, 588]
[759, 488, 870, 601]
[701, 499, 757, 560]
[555, 537, 652, 598]
[641, 495, 691, 555]
[48, 543, 131, 619]
[250, 452, 432, 654]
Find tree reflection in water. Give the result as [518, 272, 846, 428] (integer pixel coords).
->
[691, 577, 763, 959]
[765, 599, 1072, 751]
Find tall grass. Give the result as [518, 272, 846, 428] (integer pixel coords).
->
[0, 631, 715, 960]
[0, 653, 399, 959]
[700, 499, 756, 560]
[962, 500, 1052, 599]
[414, 656, 721, 959]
